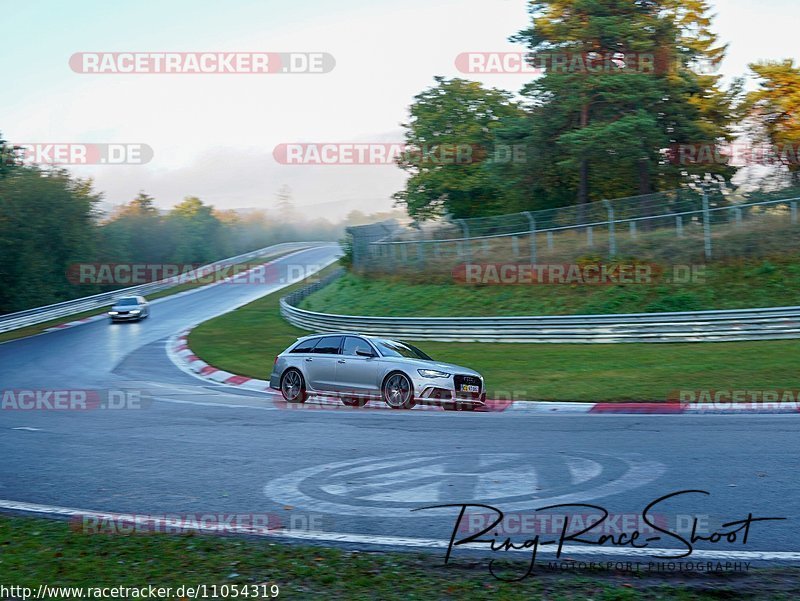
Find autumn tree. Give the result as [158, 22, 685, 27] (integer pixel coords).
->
[747, 59, 800, 185]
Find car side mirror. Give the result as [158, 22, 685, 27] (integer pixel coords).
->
[356, 349, 374, 357]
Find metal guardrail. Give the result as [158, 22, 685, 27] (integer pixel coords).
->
[0, 242, 323, 334]
[280, 271, 800, 343]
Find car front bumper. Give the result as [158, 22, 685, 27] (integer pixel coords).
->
[413, 373, 486, 407]
[109, 313, 141, 321]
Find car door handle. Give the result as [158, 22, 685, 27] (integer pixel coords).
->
[337, 359, 346, 364]
[305, 357, 313, 362]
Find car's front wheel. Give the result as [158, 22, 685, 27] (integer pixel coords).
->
[382, 372, 415, 410]
[280, 369, 307, 403]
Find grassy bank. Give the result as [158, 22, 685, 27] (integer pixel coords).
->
[300, 256, 800, 317]
[189, 264, 799, 402]
[189, 265, 342, 380]
[0, 514, 791, 600]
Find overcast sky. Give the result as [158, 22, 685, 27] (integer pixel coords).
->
[2, 0, 797, 220]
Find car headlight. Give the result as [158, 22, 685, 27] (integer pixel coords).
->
[108, 311, 118, 315]
[130, 309, 141, 314]
[418, 369, 450, 378]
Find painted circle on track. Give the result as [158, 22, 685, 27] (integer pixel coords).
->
[264, 452, 665, 517]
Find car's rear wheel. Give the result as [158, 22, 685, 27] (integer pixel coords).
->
[281, 369, 307, 403]
[382, 373, 415, 410]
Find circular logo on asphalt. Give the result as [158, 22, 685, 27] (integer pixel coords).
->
[264, 452, 665, 517]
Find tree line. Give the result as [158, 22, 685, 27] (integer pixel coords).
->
[0, 143, 341, 314]
[395, 0, 800, 219]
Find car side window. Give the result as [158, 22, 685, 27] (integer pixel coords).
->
[291, 338, 320, 353]
[343, 337, 373, 356]
[312, 336, 343, 354]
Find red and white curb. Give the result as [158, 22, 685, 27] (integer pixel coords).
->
[167, 331, 800, 415]
[169, 329, 272, 393]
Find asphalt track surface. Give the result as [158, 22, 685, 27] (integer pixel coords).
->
[1, 243, 799, 570]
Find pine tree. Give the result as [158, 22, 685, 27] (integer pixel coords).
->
[512, 0, 738, 205]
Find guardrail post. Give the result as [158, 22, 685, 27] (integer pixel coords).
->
[417, 242, 425, 265]
[792, 201, 798, 224]
[702, 190, 712, 260]
[511, 235, 520, 258]
[482, 239, 490, 255]
[524, 212, 536, 263]
[457, 219, 472, 262]
[629, 221, 637, 239]
[676, 215, 684, 238]
[734, 207, 742, 227]
[603, 199, 616, 259]
[546, 231, 554, 251]
[586, 226, 593, 247]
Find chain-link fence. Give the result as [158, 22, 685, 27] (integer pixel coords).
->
[348, 187, 800, 277]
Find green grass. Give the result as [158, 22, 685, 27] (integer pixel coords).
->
[0, 248, 298, 345]
[1, 514, 790, 600]
[189, 263, 800, 402]
[189, 265, 342, 379]
[407, 339, 800, 401]
[300, 256, 800, 317]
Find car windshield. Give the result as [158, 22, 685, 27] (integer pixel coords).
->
[373, 339, 432, 360]
[116, 298, 138, 306]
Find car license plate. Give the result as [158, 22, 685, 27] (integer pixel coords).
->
[460, 384, 480, 393]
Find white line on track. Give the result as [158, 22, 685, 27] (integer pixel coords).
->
[152, 396, 277, 411]
[1, 499, 798, 562]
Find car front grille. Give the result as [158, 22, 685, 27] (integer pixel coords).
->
[454, 374, 482, 400]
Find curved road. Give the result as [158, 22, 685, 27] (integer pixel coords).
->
[1, 243, 799, 570]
